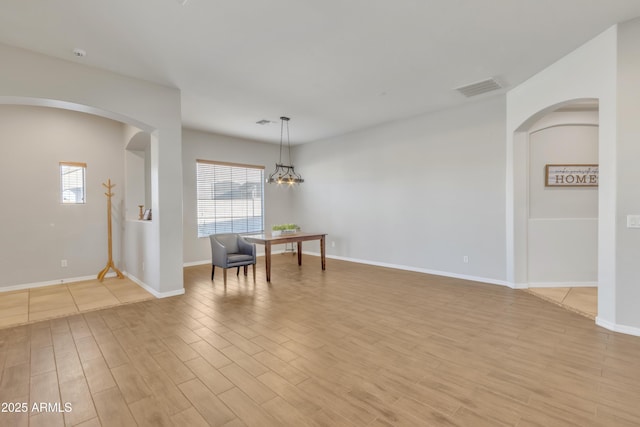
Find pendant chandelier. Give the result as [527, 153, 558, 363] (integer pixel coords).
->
[267, 116, 304, 185]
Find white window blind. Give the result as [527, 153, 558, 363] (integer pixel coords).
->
[196, 160, 264, 237]
[60, 162, 87, 204]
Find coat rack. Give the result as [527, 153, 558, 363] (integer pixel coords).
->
[98, 179, 124, 281]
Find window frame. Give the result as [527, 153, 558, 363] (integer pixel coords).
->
[196, 159, 265, 238]
[60, 161, 87, 204]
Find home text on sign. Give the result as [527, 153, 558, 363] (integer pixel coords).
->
[545, 164, 598, 187]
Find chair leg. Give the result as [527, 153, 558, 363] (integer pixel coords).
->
[243, 265, 248, 276]
[236, 267, 240, 276]
[211, 265, 215, 280]
[223, 269, 227, 286]
[252, 264, 256, 282]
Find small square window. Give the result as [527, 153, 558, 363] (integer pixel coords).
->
[60, 162, 87, 204]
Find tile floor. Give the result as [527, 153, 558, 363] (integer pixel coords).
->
[526, 287, 597, 319]
[0, 277, 154, 329]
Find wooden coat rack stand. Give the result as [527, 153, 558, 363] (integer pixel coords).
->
[98, 179, 124, 281]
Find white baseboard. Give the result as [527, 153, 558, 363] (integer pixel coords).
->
[527, 281, 598, 288]
[183, 260, 209, 267]
[596, 316, 640, 337]
[0, 271, 184, 300]
[124, 272, 184, 299]
[183, 250, 290, 268]
[302, 251, 511, 288]
[0, 272, 120, 293]
[309, 253, 640, 338]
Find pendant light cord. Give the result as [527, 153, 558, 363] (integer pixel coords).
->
[279, 118, 284, 164]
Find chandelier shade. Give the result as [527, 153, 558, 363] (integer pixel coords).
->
[267, 116, 304, 185]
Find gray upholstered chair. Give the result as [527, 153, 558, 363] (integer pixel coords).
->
[209, 233, 256, 286]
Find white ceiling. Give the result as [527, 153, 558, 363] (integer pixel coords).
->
[1, 0, 639, 144]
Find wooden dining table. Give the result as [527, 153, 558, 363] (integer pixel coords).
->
[244, 232, 327, 282]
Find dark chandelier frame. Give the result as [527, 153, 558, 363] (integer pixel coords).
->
[267, 116, 304, 184]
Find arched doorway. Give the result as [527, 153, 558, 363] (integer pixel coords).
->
[0, 103, 164, 326]
[0, 97, 161, 294]
[0, 43, 184, 298]
[512, 98, 599, 317]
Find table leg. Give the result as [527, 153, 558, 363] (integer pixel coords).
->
[297, 242, 302, 266]
[320, 235, 326, 270]
[265, 242, 272, 282]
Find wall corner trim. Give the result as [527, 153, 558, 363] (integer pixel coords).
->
[511, 282, 529, 290]
[596, 316, 640, 337]
[125, 272, 185, 299]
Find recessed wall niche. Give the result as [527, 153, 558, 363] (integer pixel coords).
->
[125, 128, 152, 220]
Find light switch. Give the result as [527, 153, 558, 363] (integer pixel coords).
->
[626, 215, 640, 228]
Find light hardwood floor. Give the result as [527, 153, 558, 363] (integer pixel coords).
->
[1, 255, 639, 426]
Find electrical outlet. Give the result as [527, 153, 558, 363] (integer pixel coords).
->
[331, 241, 336, 248]
[61, 259, 68, 267]
[463, 256, 469, 263]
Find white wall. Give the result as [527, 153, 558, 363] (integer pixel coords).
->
[615, 19, 640, 329]
[527, 113, 598, 285]
[182, 128, 294, 264]
[293, 96, 508, 284]
[0, 106, 125, 288]
[0, 42, 184, 297]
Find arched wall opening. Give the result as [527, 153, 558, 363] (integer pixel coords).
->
[0, 43, 184, 297]
[0, 98, 160, 293]
[122, 128, 158, 288]
[511, 99, 599, 315]
[0, 98, 179, 298]
[508, 21, 640, 335]
[511, 98, 599, 282]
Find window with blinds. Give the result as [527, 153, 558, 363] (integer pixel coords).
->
[196, 160, 265, 238]
[60, 162, 87, 204]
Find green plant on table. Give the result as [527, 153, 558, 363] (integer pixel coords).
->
[272, 223, 299, 231]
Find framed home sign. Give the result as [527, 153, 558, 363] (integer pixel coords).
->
[545, 164, 598, 187]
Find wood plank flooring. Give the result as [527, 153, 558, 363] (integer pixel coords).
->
[1, 255, 639, 426]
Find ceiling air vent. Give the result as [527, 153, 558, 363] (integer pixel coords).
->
[455, 78, 502, 98]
